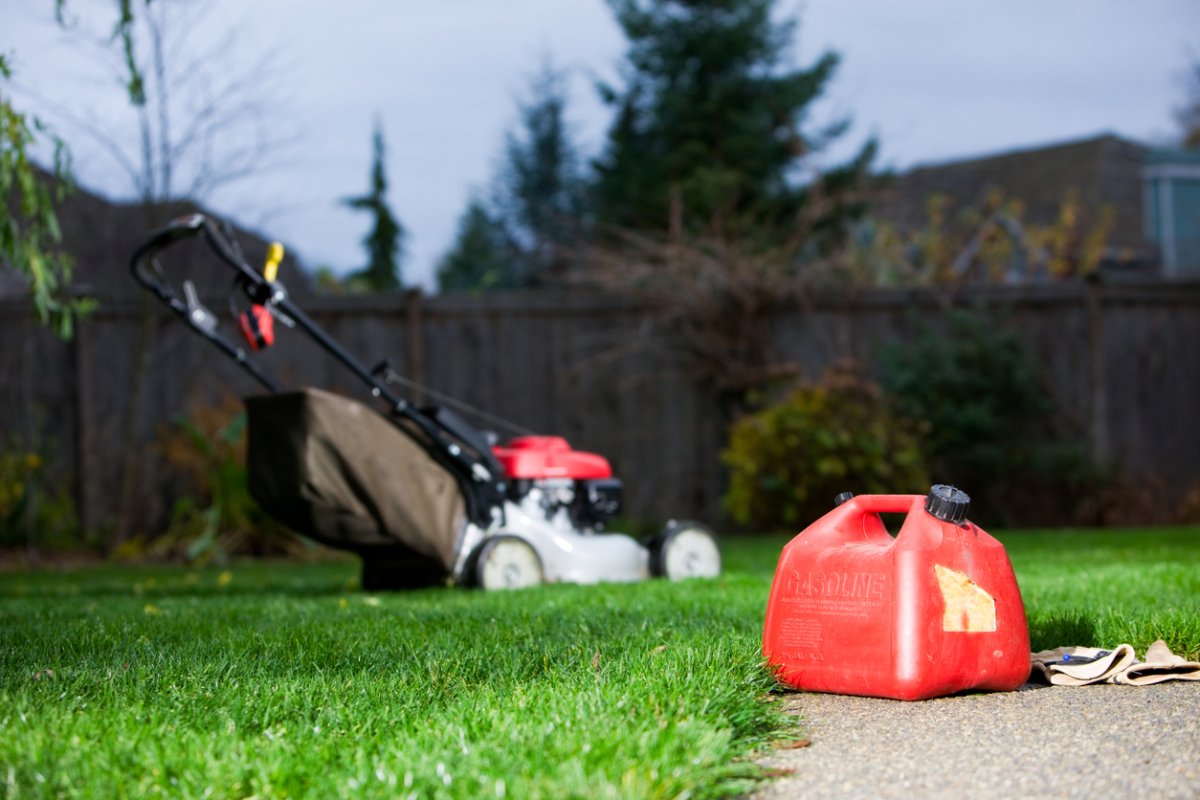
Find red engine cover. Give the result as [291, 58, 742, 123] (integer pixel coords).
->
[492, 436, 612, 480]
[762, 494, 1030, 701]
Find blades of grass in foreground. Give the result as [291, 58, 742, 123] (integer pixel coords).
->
[1, 526, 1197, 798]
[0, 568, 791, 799]
[999, 527, 1200, 658]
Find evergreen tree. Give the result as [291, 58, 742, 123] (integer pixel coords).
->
[436, 199, 519, 292]
[494, 58, 588, 280]
[343, 122, 405, 290]
[437, 57, 587, 291]
[593, 0, 872, 239]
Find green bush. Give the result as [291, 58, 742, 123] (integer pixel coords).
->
[0, 447, 79, 549]
[142, 394, 297, 563]
[880, 311, 1048, 479]
[878, 310, 1093, 523]
[722, 365, 930, 532]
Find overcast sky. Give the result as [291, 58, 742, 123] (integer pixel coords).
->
[3, 0, 1197, 290]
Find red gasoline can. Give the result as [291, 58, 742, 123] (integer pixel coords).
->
[762, 486, 1030, 701]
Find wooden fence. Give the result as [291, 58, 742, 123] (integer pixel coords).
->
[2, 278, 1198, 544]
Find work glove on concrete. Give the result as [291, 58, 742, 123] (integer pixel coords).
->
[1031, 644, 1137, 686]
[1031, 640, 1200, 686]
[1111, 640, 1200, 685]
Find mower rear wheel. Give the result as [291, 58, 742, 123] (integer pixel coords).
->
[474, 535, 545, 590]
[651, 520, 721, 580]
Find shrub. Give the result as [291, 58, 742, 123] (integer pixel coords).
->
[878, 310, 1093, 523]
[880, 311, 1048, 480]
[0, 447, 79, 549]
[147, 393, 297, 562]
[0, 451, 44, 546]
[722, 364, 930, 532]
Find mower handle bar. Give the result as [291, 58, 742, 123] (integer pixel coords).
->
[129, 213, 507, 523]
[129, 212, 412, 405]
[130, 213, 273, 306]
[129, 213, 284, 391]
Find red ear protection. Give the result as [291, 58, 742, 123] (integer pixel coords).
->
[238, 304, 275, 350]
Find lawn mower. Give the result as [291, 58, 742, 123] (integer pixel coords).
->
[130, 213, 721, 590]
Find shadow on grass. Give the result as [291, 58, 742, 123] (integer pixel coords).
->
[1027, 610, 1099, 652]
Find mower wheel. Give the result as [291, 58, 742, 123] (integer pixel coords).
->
[651, 520, 721, 580]
[474, 535, 544, 590]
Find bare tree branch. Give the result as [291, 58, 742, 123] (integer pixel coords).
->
[26, 0, 298, 210]
[569, 189, 857, 410]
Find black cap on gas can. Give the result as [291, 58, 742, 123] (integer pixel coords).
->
[924, 484, 970, 524]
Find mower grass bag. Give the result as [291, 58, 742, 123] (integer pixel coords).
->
[246, 388, 467, 587]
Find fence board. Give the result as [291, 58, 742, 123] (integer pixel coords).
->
[1, 279, 1198, 542]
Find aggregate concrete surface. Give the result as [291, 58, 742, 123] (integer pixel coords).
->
[751, 682, 1200, 800]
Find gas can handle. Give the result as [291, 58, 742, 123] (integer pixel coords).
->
[843, 494, 923, 515]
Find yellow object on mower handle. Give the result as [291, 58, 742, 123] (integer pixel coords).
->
[263, 242, 284, 282]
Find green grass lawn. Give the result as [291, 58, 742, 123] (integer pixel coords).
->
[1002, 527, 1200, 657]
[1, 527, 1197, 799]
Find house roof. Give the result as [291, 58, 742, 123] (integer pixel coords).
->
[873, 133, 1152, 260]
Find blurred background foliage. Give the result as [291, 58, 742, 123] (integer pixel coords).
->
[0, 441, 78, 553]
[723, 363, 929, 532]
[2, 0, 1197, 556]
[121, 393, 308, 563]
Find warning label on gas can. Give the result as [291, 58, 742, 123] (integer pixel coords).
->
[935, 565, 997, 632]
